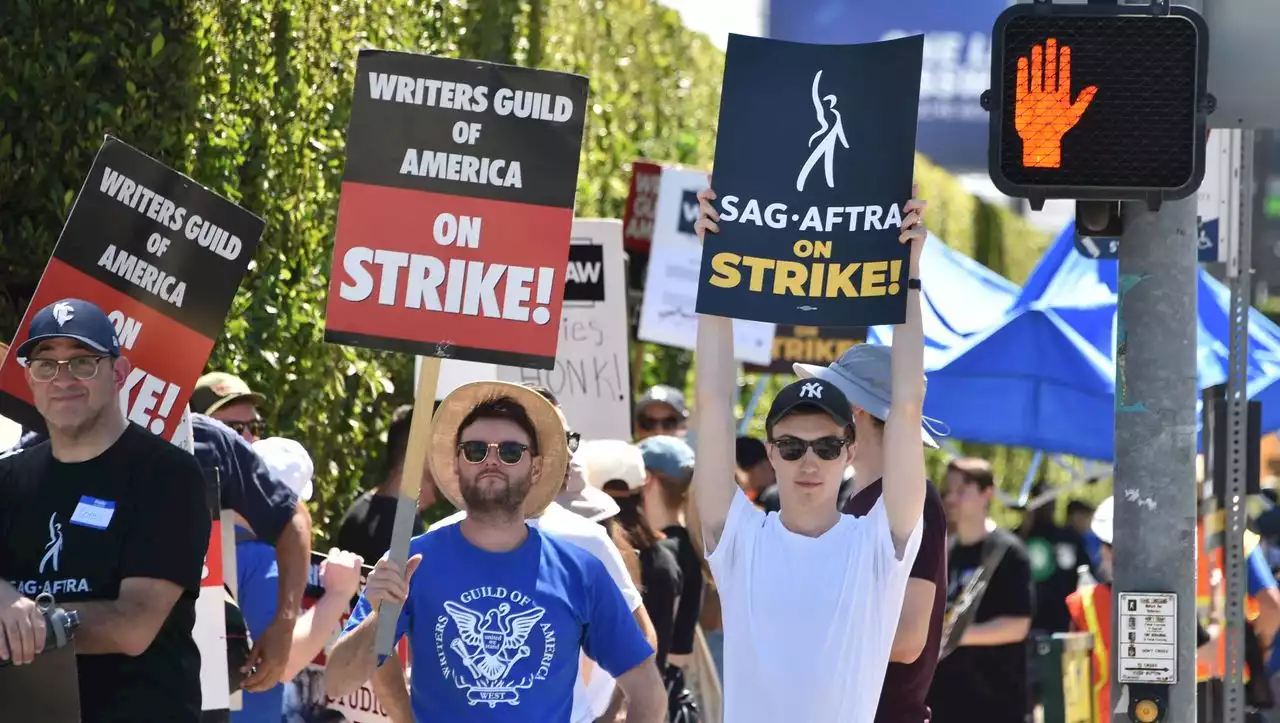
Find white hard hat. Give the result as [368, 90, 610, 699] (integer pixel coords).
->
[1091, 496, 1114, 546]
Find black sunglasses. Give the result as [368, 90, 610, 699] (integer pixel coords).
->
[637, 415, 680, 432]
[458, 441, 530, 465]
[769, 435, 851, 462]
[225, 419, 266, 437]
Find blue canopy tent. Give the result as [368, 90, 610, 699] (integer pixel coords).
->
[909, 225, 1118, 460]
[868, 232, 1021, 368]
[920, 223, 1280, 461]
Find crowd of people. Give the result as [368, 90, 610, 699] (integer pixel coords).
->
[1, 181, 1276, 723]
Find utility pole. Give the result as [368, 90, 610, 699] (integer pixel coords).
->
[1112, 192, 1200, 721]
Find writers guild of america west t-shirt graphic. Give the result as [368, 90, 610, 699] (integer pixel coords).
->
[438, 586, 555, 708]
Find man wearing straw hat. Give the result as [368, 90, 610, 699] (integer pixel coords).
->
[325, 380, 666, 722]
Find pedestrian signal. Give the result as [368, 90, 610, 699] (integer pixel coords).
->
[985, 3, 1210, 207]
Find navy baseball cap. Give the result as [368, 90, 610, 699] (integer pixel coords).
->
[766, 378, 854, 433]
[15, 299, 121, 365]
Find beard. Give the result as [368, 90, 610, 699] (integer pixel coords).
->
[459, 466, 533, 517]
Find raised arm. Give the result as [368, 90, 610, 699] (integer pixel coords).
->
[882, 187, 928, 554]
[692, 182, 738, 555]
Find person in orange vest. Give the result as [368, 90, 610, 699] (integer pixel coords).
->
[1065, 496, 1113, 723]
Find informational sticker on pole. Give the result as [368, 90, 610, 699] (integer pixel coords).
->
[696, 33, 923, 327]
[1117, 592, 1177, 684]
[419, 220, 633, 441]
[637, 166, 775, 365]
[745, 324, 866, 375]
[323, 49, 590, 369]
[0, 136, 263, 439]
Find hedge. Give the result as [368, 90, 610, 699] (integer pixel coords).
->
[1, 0, 1087, 536]
[0, 0, 728, 537]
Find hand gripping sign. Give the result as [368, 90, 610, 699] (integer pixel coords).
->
[323, 49, 589, 656]
[0, 137, 263, 440]
[695, 34, 923, 328]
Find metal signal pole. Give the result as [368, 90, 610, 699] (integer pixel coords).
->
[1112, 189, 1200, 721]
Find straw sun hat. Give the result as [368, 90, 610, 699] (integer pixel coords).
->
[429, 380, 569, 518]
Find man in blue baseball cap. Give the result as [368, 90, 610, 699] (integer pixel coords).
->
[0, 298, 211, 722]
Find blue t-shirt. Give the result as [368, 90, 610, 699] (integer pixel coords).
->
[232, 534, 285, 723]
[344, 524, 653, 722]
[1248, 545, 1277, 596]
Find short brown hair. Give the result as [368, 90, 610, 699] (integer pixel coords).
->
[946, 457, 994, 489]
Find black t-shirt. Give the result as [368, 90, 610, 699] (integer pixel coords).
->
[0, 424, 211, 723]
[661, 524, 705, 657]
[640, 538, 682, 670]
[1023, 521, 1090, 633]
[335, 490, 425, 564]
[927, 528, 1035, 723]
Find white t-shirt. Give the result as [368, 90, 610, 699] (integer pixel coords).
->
[429, 501, 643, 722]
[708, 488, 923, 723]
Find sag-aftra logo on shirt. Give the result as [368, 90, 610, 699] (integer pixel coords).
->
[436, 585, 555, 708]
[12, 512, 92, 596]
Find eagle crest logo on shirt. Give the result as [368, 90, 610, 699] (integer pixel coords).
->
[438, 593, 550, 708]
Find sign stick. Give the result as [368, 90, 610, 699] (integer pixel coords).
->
[374, 356, 441, 656]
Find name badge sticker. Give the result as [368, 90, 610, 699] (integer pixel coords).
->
[70, 496, 116, 530]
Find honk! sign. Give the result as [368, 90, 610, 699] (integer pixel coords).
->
[324, 49, 589, 369]
[695, 33, 924, 328]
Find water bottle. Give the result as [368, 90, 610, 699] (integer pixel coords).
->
[0, 592, 80, 666]
[1077, 563, 1097, 590]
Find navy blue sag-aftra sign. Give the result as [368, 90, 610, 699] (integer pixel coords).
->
[696, 33, 923, 327]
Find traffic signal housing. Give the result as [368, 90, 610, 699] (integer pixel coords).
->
[985, 2, 1211, 208]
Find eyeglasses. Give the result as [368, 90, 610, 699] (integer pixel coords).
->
[769, 435, 851, 462]
[459, 441, 530, 465]
[27, 356, 110, 382]
[637, 415, 680, 432]
[566, 432, 581, 453]
[225, 419, 266, 438]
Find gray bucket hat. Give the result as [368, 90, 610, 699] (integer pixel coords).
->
[794, 343, 944, 448]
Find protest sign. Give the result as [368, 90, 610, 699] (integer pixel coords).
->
[637, 167, 775, 365]
[745, 324, 867, 375]
[420, 220, 632, 441]
[0, 136, 263, 439]
[323, 49, 590, 370]
[696, 33, 923, 327]
[623, 161, 664, 254]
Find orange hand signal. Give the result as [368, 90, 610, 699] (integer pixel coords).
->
[1014, 38, 1098, 169]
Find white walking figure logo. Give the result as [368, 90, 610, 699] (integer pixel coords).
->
[40, 512, 64, 574]
[795, 70, 849, 193]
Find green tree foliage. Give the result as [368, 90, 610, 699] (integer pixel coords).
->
[0, 0, 727, 538]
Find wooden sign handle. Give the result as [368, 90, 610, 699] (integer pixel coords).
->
[374, 356, 441, 656]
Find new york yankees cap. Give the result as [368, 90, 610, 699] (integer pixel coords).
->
[766, 378, 854, 433]
[15, 298, 121, 364]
